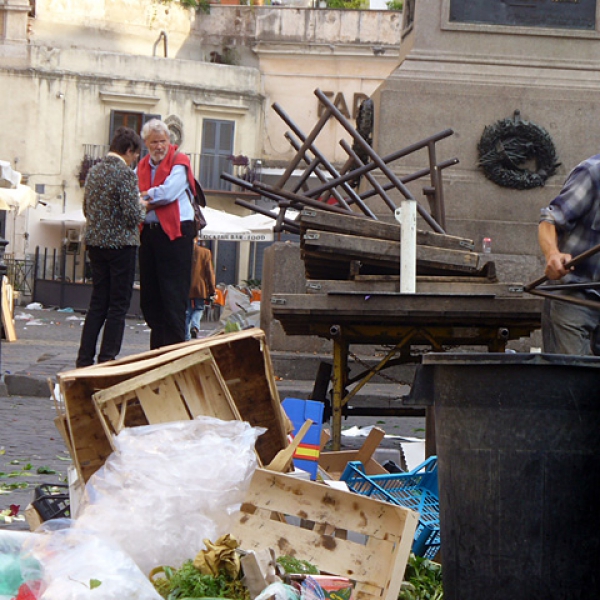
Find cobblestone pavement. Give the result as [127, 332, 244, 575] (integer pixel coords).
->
[0, 393, 70, 531]
[1, 306, 152, 391]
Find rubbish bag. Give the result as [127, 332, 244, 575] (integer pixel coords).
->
[21, 520, 162, 600]
[220, 285, 260, 331]
[0, 531, 42, 599]
[75, 417, 264, 576]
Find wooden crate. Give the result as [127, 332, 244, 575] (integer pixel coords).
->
[58, 330, 289, 484]
[93, 348, 240, 443]
[319, 451, 388, 480]
[319, 427, 388, 480]
[232, 469, 418, 600]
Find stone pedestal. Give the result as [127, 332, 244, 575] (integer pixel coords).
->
[372, 0, 600, 259]
[260, 242, 331, 354]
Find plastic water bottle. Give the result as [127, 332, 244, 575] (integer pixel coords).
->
[482, 237, 492, 254]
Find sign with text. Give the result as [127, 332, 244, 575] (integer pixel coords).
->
[200, 232, 273, 242]
[449, 0, 596, 30]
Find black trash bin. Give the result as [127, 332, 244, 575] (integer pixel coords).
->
[410, 352, 600, 600]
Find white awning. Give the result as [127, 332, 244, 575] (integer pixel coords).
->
[200, 207, 254, 241]
[0, 184, 37, 214]
[40, 208, 86, 224]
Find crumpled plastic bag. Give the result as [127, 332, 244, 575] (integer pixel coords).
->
[25, 302, 43, 310]
[20, 520, 162, 600]
[255, 582, 300, 600]
[74, 417, 264, 576]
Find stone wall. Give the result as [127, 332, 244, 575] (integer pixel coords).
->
[372, 0, 600, 262]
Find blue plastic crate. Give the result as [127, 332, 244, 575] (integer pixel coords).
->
[340, 456, 440, 559]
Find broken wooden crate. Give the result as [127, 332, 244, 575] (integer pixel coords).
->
[319, 427, 388, 480]
[57, 330, 289, 484]
[298, 208, 489, 280]
[232, 468, 419, 600]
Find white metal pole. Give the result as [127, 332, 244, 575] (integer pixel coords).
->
[395, 200, 417, 293]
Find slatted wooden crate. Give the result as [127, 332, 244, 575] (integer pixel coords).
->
[232, 469, 419, 600]
[92, 349, 240, 444]
[298, 207, 486, 280]
[58, 330, 290, 484]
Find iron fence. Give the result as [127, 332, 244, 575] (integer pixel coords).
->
[4, 254, 36, 295]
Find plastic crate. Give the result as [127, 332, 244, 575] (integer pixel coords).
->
[340, 456, 440, 559]
[31, 483, 70, 521]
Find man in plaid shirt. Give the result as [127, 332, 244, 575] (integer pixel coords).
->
[539, 155, 600, 354]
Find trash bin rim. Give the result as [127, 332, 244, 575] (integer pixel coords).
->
[421, 352, 600, 368]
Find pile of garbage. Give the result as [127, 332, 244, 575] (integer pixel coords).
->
[0, 330, 423, 600]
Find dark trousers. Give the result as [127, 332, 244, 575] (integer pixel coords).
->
[76, 245, 137, 368]
[139, 221, 195, 350]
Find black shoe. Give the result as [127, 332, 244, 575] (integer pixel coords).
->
[190, 327, 199, 339]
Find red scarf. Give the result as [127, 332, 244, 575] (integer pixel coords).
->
[137, 145, 196, 241]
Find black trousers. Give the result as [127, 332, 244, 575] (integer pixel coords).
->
[139, 221, 195, 350]
[76, 245, 137, 368]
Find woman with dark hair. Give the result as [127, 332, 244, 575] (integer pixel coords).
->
[76, 126, 146, 368]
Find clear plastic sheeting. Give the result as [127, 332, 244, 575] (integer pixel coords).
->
[21, 520, 162, 600]
[74, 417, 264, 576]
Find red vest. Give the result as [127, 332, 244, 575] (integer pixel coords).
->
[137, 145, 196, 241]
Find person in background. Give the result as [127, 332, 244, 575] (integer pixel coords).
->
[186, 239, 216, 340]
[137, 119, 197, 349]
[538, 153, 600, 355]
[76, 126, 145, 368]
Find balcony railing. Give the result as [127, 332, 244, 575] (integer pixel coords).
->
[81, 145, 262, 192]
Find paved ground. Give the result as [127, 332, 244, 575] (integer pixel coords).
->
[0, 305, 423, 532]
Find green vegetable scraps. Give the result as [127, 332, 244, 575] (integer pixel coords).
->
[276, 555, 319, 575]
[398, 554, 443, 600]
[36, 466, 57, 475]
[151, 562, 250, 600]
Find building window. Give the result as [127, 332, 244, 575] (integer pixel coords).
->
[200, 119, 234, 190]
[109, 111, 161, 158]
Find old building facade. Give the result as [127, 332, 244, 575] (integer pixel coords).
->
[0, 0, 401, 285]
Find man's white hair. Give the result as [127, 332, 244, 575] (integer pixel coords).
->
[141, 118, 170, 141]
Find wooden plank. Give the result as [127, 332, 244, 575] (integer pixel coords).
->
[92, 349, 214, 407]
[308, 428, 388, 480]
[235, 512, 394, 584]
[270, 292, 543, 343]
[211, 336, 290, 465]
[266, 418, 313, 472]
[232, 469, 418, 600]
[319, 451, 387, 480]
[1, 277, 17, 342]
[92, 352, 240, 434]
[355, 427, 385, 465]
[307, 279, 526, 297]
[190, 361, 241, 421]
[299, 208, 475, 250]
[136, 378, 191, 426]
[60, 330, 263, 378]
[272, 291, 542, 319]
[303, 229, 480, 273]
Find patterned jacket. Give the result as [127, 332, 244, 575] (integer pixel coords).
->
[83, 154, 145, 248]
